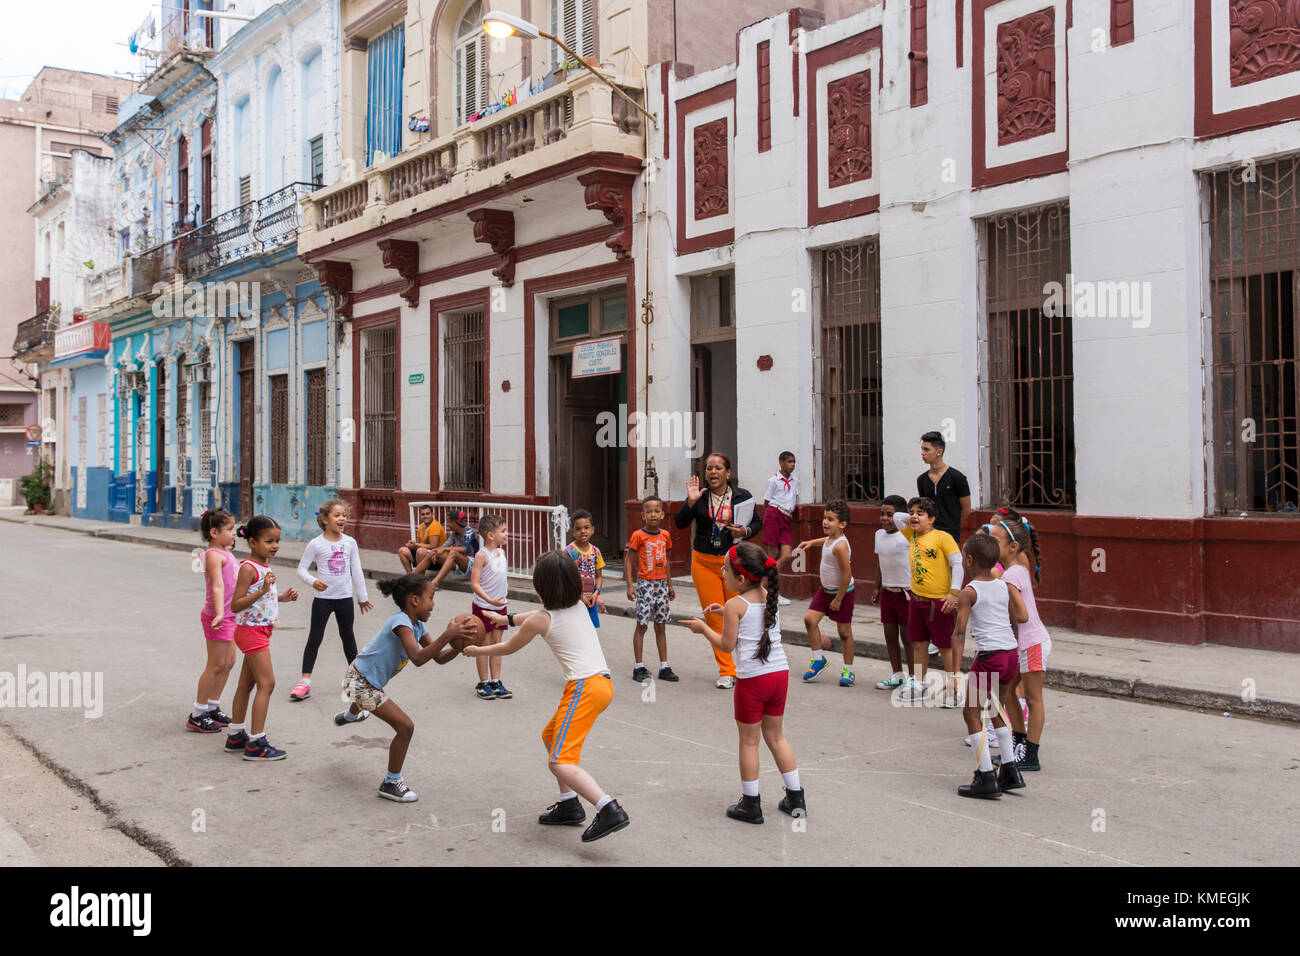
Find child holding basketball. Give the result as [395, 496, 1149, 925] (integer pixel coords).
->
[291, 499, 373, 701]
[337, 574, 478, 802]
[873, 495, 912, 690]
[469, 552, 630, 843]
[565, 510, 605, 628]
[797, 500, 858, 687]
[683, 542, 805, 823]
[952, 533, 1028, 799]
[188, 509, 238, 733]
[225, 516, 299, 760]
[470, 514, 511, 699]
[625, 495, 677, 683]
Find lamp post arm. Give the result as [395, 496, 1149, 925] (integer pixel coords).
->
[538, 29, 658, 129]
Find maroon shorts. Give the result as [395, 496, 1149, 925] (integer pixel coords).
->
[906, 595, 954, 649]
[968, 649, 1019, 703]
[471, 602, 508, 633]
[762, 508, 794, 548]
[809, 585, 855, 623]
[879, 587, 909, 626]
[733, 670, 789, 723]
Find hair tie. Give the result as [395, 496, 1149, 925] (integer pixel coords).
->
[1023, 518, 1033, 531]
[727, 546, 762, 582]
[764, 557, 777, 571]
[1035, 565, 1041, 573]
[997, 507, 1010, 515]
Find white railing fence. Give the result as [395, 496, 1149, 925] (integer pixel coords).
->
[407, 501, 570, 578]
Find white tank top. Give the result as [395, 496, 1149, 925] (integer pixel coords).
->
[966, 579, 1017, 651]
[819, 536, 853, 591]
[734, 599, 788, 679]
[473, 546, 508, 611]
[236, 559, 278, 626]
[541, 603, 611, 681]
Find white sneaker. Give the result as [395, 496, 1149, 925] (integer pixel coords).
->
[716, 675, 736, 689]
[777, 595, 792, 606]
[927, 643, 939, 656]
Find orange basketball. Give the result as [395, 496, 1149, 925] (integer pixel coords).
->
[447, 612, 486, 652]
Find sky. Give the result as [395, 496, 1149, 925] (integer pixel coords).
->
[0, 0, 152, 100]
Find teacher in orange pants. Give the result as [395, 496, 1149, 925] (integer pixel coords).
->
[675, 452, 765, 688]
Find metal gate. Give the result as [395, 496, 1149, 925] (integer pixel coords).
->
[363, 325, 397, 489]
[306, 367, 327, 486]
[443, 310, 485, 491]
[820, 239, 883, 503]
[981, 203, 1075, 510]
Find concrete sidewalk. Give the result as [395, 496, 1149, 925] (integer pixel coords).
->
[4, 509, 1298, 723]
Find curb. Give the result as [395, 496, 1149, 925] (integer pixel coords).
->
[7, 515, 1298, 724]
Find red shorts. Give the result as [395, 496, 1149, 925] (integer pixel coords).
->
[233, 624, 273, 655]
[471, 602, 508, 632]
[733, 670, 789, 723]
[762, 507, 794, 547]
[968, 649, 1019, 703]
[879, 587, 909, 625]
[200, 609, 236, 643]
[906, 595, 954, 648]
[809, 585, 855, 623]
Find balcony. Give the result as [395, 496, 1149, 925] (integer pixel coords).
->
[13, 311, 56, 362]
[179, 182, 315, 279]
[138, 8, 215, 97]
[299, 69, 645, 255]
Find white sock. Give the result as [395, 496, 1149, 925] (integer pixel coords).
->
[300, 676, 312, 685]
[206, 699, 221, 709]
[227, 723, 245, 736]
[741, 779, 760, 797]
[781, 769, 801, 791]
[814, 650, 827, 661]
[995, 726, 1015, 761]
[659, 661, 670, 670]
[634, 659, 643, 667]
[191, 703, 207, 717]
[595, 794, 613, 811]
[558, 790, 577, 801]
[249, 731, 265, 742]
[341, 709, 360, 722]
[968, 732, 993, 772]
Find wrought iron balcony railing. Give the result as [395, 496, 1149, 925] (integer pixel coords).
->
[179, 182, 315, 279]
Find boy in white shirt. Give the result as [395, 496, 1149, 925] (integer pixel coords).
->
[872, 495, 912, 689]
[762, 451, 799, 606]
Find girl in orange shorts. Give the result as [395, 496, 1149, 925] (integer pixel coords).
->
[225, 516, 299, 760]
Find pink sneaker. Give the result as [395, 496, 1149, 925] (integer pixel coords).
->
[290, 681, 311, 701]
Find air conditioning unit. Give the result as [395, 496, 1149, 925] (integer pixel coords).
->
[189, 364, 210, 383]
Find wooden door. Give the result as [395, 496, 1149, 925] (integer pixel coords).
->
[155, 362, 166, 513]
[238, 340, 255, 517]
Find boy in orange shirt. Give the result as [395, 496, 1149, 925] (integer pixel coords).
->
[625, 495, 677, 683]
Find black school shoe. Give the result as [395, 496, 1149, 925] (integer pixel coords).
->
[957, 769, 1002, 799]
[777, 787, 807, 817]
[581, 800, 630, 842]
[657, 666, 679, 682]
[997, 761, 1026, 791]
[632, 665, 651, 682]
[726, 793, 764, 824]
[538, 796, 586, 826]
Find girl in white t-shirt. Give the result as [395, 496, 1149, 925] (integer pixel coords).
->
[986, 508, 1050, 771]
[684, 542, 805, 824]
[290, 499, 373, 701]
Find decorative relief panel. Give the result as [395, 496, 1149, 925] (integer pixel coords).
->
[996, 7, 1056, 146]
[827, 72, 872, 188]
[1230, 1, 1300, 86]
[693, 118, 729, 220]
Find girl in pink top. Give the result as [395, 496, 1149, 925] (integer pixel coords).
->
[189, 508, 238, 734]
[985, 508, 1049, 771]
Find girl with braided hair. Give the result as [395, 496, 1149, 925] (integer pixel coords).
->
[683, 542, 805, 823]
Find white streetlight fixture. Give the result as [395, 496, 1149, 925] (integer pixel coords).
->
[481, 9, 657, 128]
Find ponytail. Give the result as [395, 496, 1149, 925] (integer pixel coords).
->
[377, 573, 430, 612]
[729, 541, 780, 664]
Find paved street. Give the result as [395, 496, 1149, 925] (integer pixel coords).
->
[1, 520, 1297, 866]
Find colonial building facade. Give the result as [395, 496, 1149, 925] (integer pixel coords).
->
[640, 0, 1300, 651]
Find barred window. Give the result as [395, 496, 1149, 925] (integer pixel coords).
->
[1205, 156, 1300, 513]
[305, 368, 328, 486]
[820, 240, 883, 503]
[270, 374, 289, 485]
[443, 310, 485, 491]
[982, 204, 1075, 510]
[198, 379, 213, 482]
[362, 325, 398, 489]
[0, 404, 24, 426]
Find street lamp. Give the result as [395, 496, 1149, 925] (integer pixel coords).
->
[481, 10, 657, 128]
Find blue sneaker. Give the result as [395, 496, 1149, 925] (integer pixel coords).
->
[802, 656, 829, 682]
[242, 737, 287, 761]
[838, 667, 855, 687]
[493, 680, 513, 699]
[224, 730, 249, 753]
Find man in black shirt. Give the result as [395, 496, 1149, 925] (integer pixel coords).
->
[916, 431, 971, 543]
